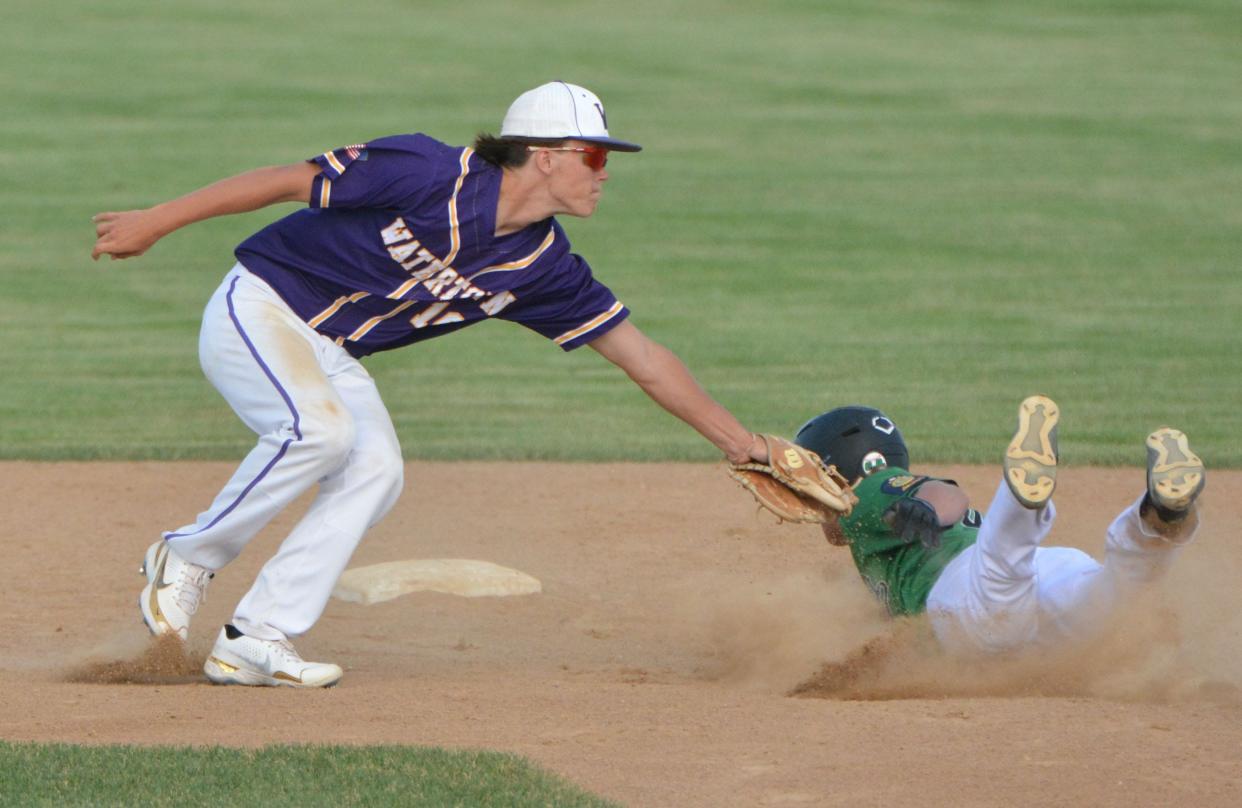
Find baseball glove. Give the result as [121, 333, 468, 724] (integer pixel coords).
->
[728, 434, 858, 523]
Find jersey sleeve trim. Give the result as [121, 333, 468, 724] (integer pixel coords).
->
[307, 144, 368, 209]
[312, 144, 368, 180]
[553, 301, 626, 346]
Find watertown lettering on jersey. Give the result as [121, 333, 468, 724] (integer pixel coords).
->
[380, 217, 501, 307]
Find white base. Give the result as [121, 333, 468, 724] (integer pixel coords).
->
[331, 559, 543, 605]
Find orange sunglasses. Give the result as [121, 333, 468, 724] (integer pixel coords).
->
[527, 145, 609, 171]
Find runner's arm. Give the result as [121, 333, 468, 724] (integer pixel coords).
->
[915, 480, 969, 525]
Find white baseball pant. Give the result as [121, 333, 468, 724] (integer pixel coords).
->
[162, 265, 404, 640]
[925, 480, 1196, 654]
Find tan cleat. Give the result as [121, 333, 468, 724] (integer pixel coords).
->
[1146, 428, 1205, 517]
[1003, 395, 1059, 509]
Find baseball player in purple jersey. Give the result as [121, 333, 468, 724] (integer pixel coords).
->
[92, 82, 773, 688]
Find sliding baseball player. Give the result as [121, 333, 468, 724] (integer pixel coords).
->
[794, 396, 1204, 654]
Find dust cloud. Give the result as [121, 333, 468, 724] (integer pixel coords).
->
[696, 547, 1242, 703]
[693, 563, 892, 692]
[789, 600, 1241, 703]
[65, 633, 204, 685]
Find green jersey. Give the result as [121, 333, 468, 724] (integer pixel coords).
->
[838, 467, 980, 616]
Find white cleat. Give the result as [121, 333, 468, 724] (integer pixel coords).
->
[204, 625, 343, 688]
[139, 540, 213, 640]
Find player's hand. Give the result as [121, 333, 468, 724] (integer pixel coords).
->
[728, 434, 858, 521]
[729, 432, 769, 465]
[91, 209, 164, 261]
[747, 432, 770, 464]
[882, 498, 945, 549]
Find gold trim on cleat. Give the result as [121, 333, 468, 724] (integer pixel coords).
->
[145, 544, 176, 635]
[1004, 395, 1059, 508]
[207, 656, 239, 674]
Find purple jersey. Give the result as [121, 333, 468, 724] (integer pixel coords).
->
[235, 134, 628, 358]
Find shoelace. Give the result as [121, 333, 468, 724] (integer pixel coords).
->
[173, 565, 213, 614]
[272, 638, 303, 663]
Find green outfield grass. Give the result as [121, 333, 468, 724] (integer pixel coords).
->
[0, 742, 617, 807]
[2, 0, 1238, 464]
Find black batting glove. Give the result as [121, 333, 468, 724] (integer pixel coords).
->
[882, 498, 945, 550]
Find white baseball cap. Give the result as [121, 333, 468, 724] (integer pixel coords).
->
[500, 81, 642, 152]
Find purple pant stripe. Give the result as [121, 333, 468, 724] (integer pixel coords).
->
[166, 275, 303, 540]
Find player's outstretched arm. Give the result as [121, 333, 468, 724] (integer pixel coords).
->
[91, 161, 320, 261]
[915, 481, 969, 525]
[588, 320, 766, 464]
[881, 482, 969, 549]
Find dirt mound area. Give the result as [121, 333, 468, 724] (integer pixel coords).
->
[3, 461, 1240, 806]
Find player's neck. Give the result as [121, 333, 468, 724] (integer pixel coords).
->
[495, 167, 558, 236]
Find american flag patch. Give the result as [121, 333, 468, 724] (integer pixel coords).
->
[317, 144, 370, 177]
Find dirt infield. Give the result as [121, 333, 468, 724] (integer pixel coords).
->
[2, 461, 1240, 806]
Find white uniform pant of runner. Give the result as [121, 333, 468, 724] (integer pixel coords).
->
[163, 265, 403, 640]
[926, 481, 1195, 654]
